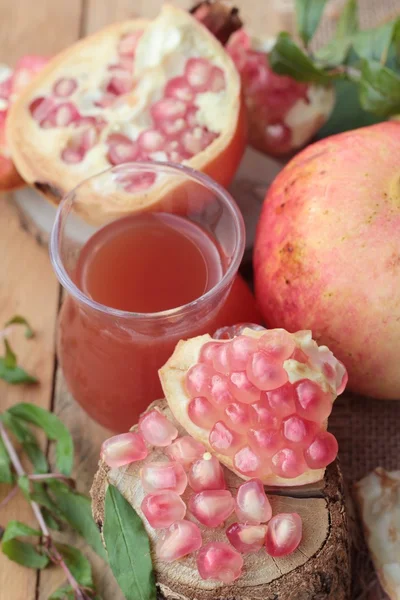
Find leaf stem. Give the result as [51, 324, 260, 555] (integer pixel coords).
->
[0, 420, 87, 599]
[0, 486, 18, 510]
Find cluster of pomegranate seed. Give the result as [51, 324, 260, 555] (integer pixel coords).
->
[185, 329, 345, 480]
[27, 29, 224, 190]
[101, 407, 304, 584]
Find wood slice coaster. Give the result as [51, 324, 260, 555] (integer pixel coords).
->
[11, 147, 284, 259]
[91, 400, 351, 600]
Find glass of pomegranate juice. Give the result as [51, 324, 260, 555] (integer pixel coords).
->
[50, 162, 245, 432]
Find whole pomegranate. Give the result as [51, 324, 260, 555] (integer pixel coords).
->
[254, 122, 400, 399]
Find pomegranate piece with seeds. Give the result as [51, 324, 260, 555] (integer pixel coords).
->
[197, 542, 243, 583]
[100, 431, 148, 468]
[160, 327, 346, 485]
[235, 479, 272, 524]
[189, 489, 235, 527]
[188, 452, 226, 492]
[265, 513, 303, 557]
[165, 436, 205, 468]
[141, 491, 186, 529]
[138, 408, 178, 447]
[156, 520, 202, 562]
[226, 522, 267, 554]
[141, 461, 187, 495]
[106, 133, 139, 166]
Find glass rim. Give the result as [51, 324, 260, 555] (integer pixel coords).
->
[49, 160, 246, 321]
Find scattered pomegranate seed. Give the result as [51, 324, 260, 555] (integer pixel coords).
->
[294, 380, 333, 422]
[271, 447, 306, 479]
[189, 489, 234, 527]
[141, 491, 186, 529]
[156, 520, 202, 562]
[233, 446, 261, 476]
[265, 513, 302, 557]
[141, 461, 187, 495]
[100, 432, 147, 468]
[188, 452, 226, 492]
[209, 421, 241, 456]
[165, 436, 205, 468]
[304, 431, 338, 469]
[197, 542, 243, 583]
[185, 58, 213, 92]
[226, 522, 267, 554]
[164, 76, 195, 103]
[53, 77, 77, 98]
[139, 409, 178, 447]
[188, 396, 220, 429]
[235, 478, 272, 524]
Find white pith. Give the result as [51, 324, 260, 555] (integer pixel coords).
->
[284, 85, 335, 148]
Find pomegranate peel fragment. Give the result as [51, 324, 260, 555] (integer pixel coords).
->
[159, 327, 346, 486]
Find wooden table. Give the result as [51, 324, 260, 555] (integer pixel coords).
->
[0, 2, 276, 598]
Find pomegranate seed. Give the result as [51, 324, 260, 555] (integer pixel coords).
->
[61, 147, 85, 164]
[100, 432, 148, 468]
[159, 118, 187, 137]
[181, 127, 216, 155]
[304, 431, 338, 469]
[151, 98, 187, 122]
[53, 77, 77, 98]
[107, 75, 132, 96]
[165, 76, 195, 102]
[258, 330, 296, 361]
[165, 436, 205, 468]
[294, 380, 333, 422]
[197, 542, 243, 583]
[186, 105, 199, 127]
[291, 347, 309, 363]
[79, 128, 98, 152]
[185, 58, 213, 92]
[156, 520, 202, 562]
[188, 396, 219, 429]
[336, 362, 348, 395]
[228, 335, 257, 371]
[224, 402, 252, 432]
[122, 171, 156, 192]
[209, 421, 240, 456]
[138, 129, 166, 152]
[95, 92, 118, 108]
[141, 461, 187, 495]
[199, 341, 220, 365]
[229, 371, 260, 404]
[282, 415, 317, 446]
[50, 102, 80, 127]
[188, 452, 226, 492]
[189, 490, 234, 527]
[118, 31, 143, 57]
[210, 374, 235, 407]
[226, 523, 267, 554]
[209, 67, 226, 92]
[247, 351, 288, 391]
[106, 133, 139, 165]
[186, 363, 214, 398]
[233, 446, 261, 476]
[271, 448, 306, 479]
[265, 513, 302, 557]
[235, 478, 272, 524]
[139, 409, 178, 447]
[251, 399, 280, 429]
[141, 492, 186, 529]
[211, 344, 231, 374]
[266, 382, 296, 417]
[248, 428, 284, 457]
[29, 96, 54, 123]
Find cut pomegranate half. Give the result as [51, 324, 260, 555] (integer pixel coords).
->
[0, 56, 48, 191]
[159, 327, 346, 486]
[7, 6, 245, 224]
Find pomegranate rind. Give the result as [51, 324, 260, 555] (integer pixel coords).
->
[7, 6, 245, 224]
[159, 328, 341, 486]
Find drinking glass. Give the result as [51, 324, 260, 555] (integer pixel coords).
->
[50, 162, 245, 432]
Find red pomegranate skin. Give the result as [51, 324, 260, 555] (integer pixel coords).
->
[254, 122, 400, 399]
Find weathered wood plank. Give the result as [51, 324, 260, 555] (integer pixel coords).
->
[0, 198, 60, 599]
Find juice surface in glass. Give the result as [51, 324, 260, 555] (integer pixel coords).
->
[53, 163, 246, 433]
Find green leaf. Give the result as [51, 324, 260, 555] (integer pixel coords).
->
[0, 355, 38, 384]
[4, 340, 17, 369]
[104, 485, 156, 600]
[1, 412, 48, 473]
[48, 481, 107, 561]
[0, 434, 13, 484]
[5, 315, 34, 339]
[314, 36, 352, 67]
[8, 404, 73, 476]
[352, 20, 399, 64]
[295, 0, 329, 46]
[17, 474, 31, 499]
[270, 32, 331, 84]
[56, 544, 93, 588]
[30, 482, 67, 522]
[42, 508, 61, 531]
[335, 0, 358, 38]
[358, 59, 400, 117]
[1, 520, 49, 569]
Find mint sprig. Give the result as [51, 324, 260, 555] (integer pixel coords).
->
[270, 0, 400, 118]
[0, 315, 37, 384]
